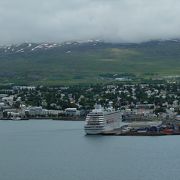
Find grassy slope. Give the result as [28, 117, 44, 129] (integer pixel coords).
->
[0, 41, 180, 85]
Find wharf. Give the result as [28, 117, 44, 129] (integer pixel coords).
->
[101, 129, 180, 136]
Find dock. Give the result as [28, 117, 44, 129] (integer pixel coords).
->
[101, 128, 180, 136]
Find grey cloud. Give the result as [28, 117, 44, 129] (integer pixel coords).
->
[0, 0, 180, 44]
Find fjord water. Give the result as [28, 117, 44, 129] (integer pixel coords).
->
[0, 120, 179, 180]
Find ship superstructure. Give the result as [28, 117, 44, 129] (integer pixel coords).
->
[84, 105, 122, 135]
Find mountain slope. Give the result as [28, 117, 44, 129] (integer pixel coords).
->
[0, 40, 180, 85]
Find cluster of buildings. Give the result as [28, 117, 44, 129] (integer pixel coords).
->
[2, 105, 80, 119]
[0, 86, 81, 119]
[0, 83, 179, 121]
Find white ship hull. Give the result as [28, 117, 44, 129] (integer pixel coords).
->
[85, 127, 104, 135]
[85, 124, 119, 134]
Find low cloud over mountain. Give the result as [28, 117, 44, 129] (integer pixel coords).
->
[1, 0, 180, 44]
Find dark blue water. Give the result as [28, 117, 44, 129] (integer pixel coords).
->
[0, 120, 179, 180]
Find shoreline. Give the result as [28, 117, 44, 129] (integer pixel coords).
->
[0, 117, 85, 121]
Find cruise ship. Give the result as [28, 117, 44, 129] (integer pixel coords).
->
[84, 105, 122, 135]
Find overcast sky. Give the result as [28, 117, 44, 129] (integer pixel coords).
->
[0, 0, 180, 44]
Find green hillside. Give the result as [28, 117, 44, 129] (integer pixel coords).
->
[0, 40, 180, 85]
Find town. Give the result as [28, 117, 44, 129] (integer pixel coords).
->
[0, 81, 179, 121]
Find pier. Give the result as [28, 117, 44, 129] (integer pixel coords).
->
[101, 128, 180, 136]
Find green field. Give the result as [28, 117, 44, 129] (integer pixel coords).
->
[0, 40, 180, 85]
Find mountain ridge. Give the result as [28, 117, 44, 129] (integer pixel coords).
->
[0, 39, 180, 85]
[1, 39, 180, 56]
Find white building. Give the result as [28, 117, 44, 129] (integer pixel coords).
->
[2, 96, 14, 106]
[47, 110, 64, 116]
[13, 86, 36, 90]
[65, 108, 80, 116]
[25, 106, 43, 116]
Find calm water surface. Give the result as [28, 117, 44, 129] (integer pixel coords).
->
[0, 120, 180, 180]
